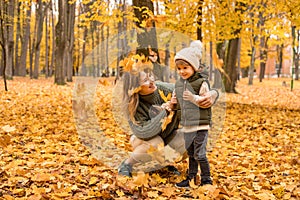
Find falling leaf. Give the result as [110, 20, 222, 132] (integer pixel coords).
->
[99, 79, 110, 86]
[147, 143, 165, 164]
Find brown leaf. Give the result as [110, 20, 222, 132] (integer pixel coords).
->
[31, 173, 53, 182]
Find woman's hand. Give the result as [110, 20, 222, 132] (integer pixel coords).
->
[197, 90, 218, 108]
[161, 102, 173, 112]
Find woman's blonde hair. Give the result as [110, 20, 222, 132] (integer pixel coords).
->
[122, 72, 141, 124]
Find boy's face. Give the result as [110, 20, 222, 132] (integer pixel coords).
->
[176, 62, 195, 80]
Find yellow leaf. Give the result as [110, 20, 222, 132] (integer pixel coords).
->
[3, 195, 14, 200]
[0, 134, 11, 147]
[147, 190, 159, 198]
[12, 188, 25, 195]
[133, 171, 149, 187]
[116, 190, 125, 197]
[161, 187, 174, 198]
[255, 191, 276, 200]
[189, 178, 198, 189]
[121, 57, 135, 72]
[89, 177, 99, 185]
[147, 143, 165, 164]
[71, 185, 78, 191]
[31, 173, 53, 182]
[272, 186, 285, 199]
[161, 111, 174, 131]
[99, 79, 110, 86]
[54, 192, 71, 198]
[2, 125, 16, 132]
[158, 90, 171, 102]
[128, 86, 141, 96]
[152, 173, 167, 184]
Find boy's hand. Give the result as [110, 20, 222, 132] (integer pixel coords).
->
[183, 90, 195, 102]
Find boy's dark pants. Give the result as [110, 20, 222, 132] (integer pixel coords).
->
[184, 130, 211, 182]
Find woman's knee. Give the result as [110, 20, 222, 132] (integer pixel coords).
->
[147, 135, 164, 147]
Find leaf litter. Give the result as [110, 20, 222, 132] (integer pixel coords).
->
[0, 77, 299, 199]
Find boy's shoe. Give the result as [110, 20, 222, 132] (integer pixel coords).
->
[200, 179, 212, 186]
[118, 160, 132, 177]
[175, 178, 190, 188]
[175, 177, 196, 188]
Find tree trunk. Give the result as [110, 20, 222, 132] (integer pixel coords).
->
[19, 3, 31, 77]
[224, 38, 239, 93]
[91, 24, 96, 77]
[292, 26, 299, 81]
[33, 1, 45, 79]
[209, 41, 213, 81]
[100, 26, 105, 76]
[214, 42, 226, 89]
[96, 24, 100, 77]
[133, 0, 159, 58]
[116, 20, 122, 79]
[165, 43, 170, 82]
[277, 44, 283, 78]
[66, 1, 75, 82]
[259, 36, 268, 82]
[6, 0, 15, 80]
[295, 30, 300, 80]
[236, 38, 241, 80]
[55, 0, 66, 85]
[81, 27, 88, 76]
[106, 26, 109, 76]
[45, 3, 49, 78]
[248, 44, 256, 85]
[258, 6, 267, 82]
[50, 0, 55, 77]
[29, 3, 37, 79]
[0, 1, 8, 90]
[14, 1, 21, 76]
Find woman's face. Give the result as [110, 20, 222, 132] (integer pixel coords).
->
[138, 72, 157, 95]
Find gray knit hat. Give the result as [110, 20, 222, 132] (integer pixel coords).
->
[174, 40, 203, 71]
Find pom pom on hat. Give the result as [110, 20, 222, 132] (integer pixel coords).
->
[174, 40, 203, 71]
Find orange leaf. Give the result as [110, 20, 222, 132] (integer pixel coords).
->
[133, 171, 149, 187]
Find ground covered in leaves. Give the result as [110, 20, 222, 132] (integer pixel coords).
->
[0, 77, 299, 199]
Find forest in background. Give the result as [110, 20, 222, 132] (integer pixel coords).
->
[0, 0, 300, 92]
